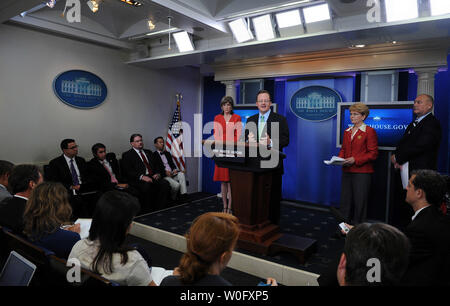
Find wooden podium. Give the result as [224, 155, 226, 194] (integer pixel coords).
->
[208, 140, 317, 262]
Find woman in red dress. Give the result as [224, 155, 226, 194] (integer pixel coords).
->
[213, 96, 242, 214]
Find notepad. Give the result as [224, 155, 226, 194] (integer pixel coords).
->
[75, 218, 92, 239]
[324, 156, 346, 165]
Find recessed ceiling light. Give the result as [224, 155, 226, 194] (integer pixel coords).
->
[252, 14, 275, 41]
[385, 0, 418, 22]
[275, 9, 302, 28]
[228, 18, 254, 43]
[172, 31, 194, 52]
[429, 0, 450, 16]
[303, 4, 331, 23]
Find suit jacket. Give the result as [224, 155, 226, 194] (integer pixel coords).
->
[87, 157, 123, 192]
[47, 155, 93, 193]
[121, 148, 161, 184]
[152, 150, 178, 178]
[0, 184, 12, 203]
[395, 113, 442, 172]
[338, 125, 378, 173]
[402, 206, 450, 285]
[244, 111, 289, 172]
[0, 196, 27, 234]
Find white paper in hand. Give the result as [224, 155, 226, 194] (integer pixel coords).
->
[324, 156, 346, 165]
[75, 218, 92, 239]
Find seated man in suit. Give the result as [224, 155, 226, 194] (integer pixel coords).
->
[334, 170, 450, 286]
[0, 160, 14, 203]
[88, 143, 140, 197]
[121, 134, 171, 213]
[47, 139, 95, 218]
[401, 169, 450, 285]
[0, 164, 43, 233]
[152, 136, 187, 201]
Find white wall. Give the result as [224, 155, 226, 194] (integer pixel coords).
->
[0, 24, 201, 192]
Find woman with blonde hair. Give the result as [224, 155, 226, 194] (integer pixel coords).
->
[338, 102, 378, 224]
[161, 212, 277, 286]
[23, 181, 80, 258]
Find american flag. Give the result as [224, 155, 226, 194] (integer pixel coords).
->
[166, 96, 186, 172]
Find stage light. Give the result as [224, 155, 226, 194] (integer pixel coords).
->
[87, 0, 99, 13]
[228, 18, 254, 43]
[430, 0, 450, 16]
[46, 0, 56, 8]
[148, 20, 156, 30]
[275, 9, 302, 28]
[303, 3, 330, 23]
[172, 31, 194, 52]
[120, 0, 142, 6]
[385, 0, 418, 22]
[252, 14, 275, 41]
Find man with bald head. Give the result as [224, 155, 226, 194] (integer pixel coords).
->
[391, 94, 441, 172]
[391, 94, 442, 228]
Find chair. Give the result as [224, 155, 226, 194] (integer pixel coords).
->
[42, 164, 51, 181]
[2, 229, 56, 286]
[48, 255, 119, 287]
[0, 226, 9, 268]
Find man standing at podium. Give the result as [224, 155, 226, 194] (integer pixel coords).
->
[245, 90, 290, 225]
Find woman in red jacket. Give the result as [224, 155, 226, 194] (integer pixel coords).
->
[338, 103, 378, 224]
[213, 96, 242, 214]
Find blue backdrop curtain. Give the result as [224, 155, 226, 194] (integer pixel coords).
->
[281, 77, 355, 207]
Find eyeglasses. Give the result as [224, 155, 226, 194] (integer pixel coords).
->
[257, 100, 271, 103]
[68, 145, 79, 150]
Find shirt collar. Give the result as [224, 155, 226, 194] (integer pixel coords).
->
[63, 154, 75, 163]
[415, 111, 432, 123]
[259, 110, 271, 121]
[346, 123, 367, 132]
[14, 195, 28, 201]
[411, 205, 430, 221]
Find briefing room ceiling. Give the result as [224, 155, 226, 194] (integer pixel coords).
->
[2, 0, 450, 71]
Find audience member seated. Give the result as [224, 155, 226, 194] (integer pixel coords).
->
[121, 134, 170, 213]
[69, 191, 165, 286]
[400, 169, 450, 285]
[47, 138, 95, 218]
[336, 223, 410, 286]
[152, 136, 187, 201]
[88, 143, 139, 198]
[0, 160, 14, 202]
[0, 164, 43, 233]
[323, 169, 450, 286]
[160, 212, 277, 286]
[23, 182, 81, 259]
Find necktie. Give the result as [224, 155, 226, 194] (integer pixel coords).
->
[412, 118, 419, 127]
[103, 161, 118, 184]
[258, 115, 265, 141]
[139, 151, 153, 176]
[70, 159, 80, 185]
